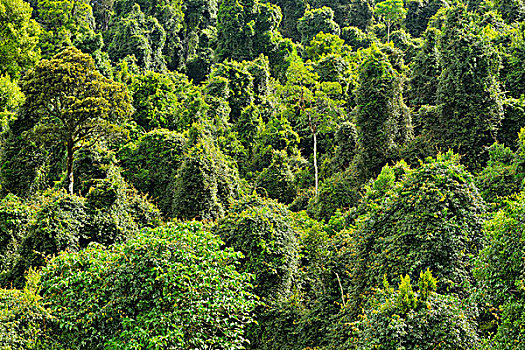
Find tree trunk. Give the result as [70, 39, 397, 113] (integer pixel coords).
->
[67, 138, 74, 195]
[313, 131, 318, 196]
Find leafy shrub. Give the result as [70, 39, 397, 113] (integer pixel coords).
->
[7, 190, 90, 287]
[214, 194, 299, 301]
[350, 270, 480, 349]
[474, 191, 525, 347]
[0, 194, 33, 281]
[0, 270, 54, 350]
[39, 222, 258, 350]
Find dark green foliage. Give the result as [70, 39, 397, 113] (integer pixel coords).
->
[0, 109, 63, 197]
[39, 221, 258, 349]
[0, 271, 54, 349]
[331, 121, 357, 172]
[476, 143, 524, 205]
[345, 0, 374, 30]
[405, 0, 446, 37]
[255, 150, 297, 204]
[340, 26, 371, 50]
[171, 130, 239, 220]
[499, 99, 525, 150]
[475, 191, 525, 347]
[272, 0, 307, 40]
[216, 0, 282, 62]
[307, 168, 360, 222]
[350, 271, 480, 349]
[0, 194, 33, 280]
[408, 27, 440, 109]
[120, 129, 186, 216]
[214, 195, 299, 301]
[503, 23, 525, 99]
[111, 0, 184, 72]
[106, 4, 168, 71]
[347, 153, 485, 314]
[355, 43, 412, 179]
[433, 5, 503, 169]
[494, 0, 525, 23]
[7, 190, 90, 288]
[211, 60, 254, 122]
[297, 7, 340, 46]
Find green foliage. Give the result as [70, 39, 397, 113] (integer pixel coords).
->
[297, 7, 340, 46]
[347, 153, 485, 316]
[374, 0, 407, 42]
[351, 270, 479, 349]
[120, 129, 186, 216]
[20, 47, 132, 194]
[7, 190, 90, 288]
[345, 0, 374, 30]
[432, 5, 503, 169]
[130, 71, 206, 132]
[36, 0, 101, 57]
[0, 75, 24, 132]
[355, 43, 412, 179]
[305, 32, 348, 61]
[0, 270, 54, 349]
[499, 98, 525, 150]
[111, 0, 184, 72]
[171, 129, 240, 220]
[475, 143, 524, 205]
[255, 150, 297, 204]
[405, 0, 446, 37]
[408, 27, 440, 109]
[39, 221, 258, 349]
[503, 23, 525, 99]
[216, 0, 282, 62]
[106, 4, 167, 71]
[0, 0, 41, 78]
[214, 195, 299, 301]
[475, 191, 525, 347]
[0, 194, 33, 281]
[340, 26, 371, 50]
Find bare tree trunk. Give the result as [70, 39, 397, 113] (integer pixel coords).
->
[67, 138, 74, 195]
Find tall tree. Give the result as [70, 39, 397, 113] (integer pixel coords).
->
[20, 47, 131, 194]
[355, 44, 412, 179]
[374, 0, 407, 42]
[432, 5, 503, 168]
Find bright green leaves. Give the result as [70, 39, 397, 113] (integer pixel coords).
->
[0, 0, 41, 78]
[352, 270, 479, 349]
[374, 0, 407, 42]
[39, 221, 258, 349]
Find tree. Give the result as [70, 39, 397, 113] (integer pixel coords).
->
[216, 0, 282, 62]
[278, 55, 345, 195]
[106, 4, 168, 72]
[432, 5, 503, 169]
[0, 0, 41, 78]
[355, 43, 412, 179]
[20, 47, 131, 194]
[297, 7, 340, 46]
[36, 0, 102, 57]
[347, 153, 485, 315]
[374, 0, 407, 42]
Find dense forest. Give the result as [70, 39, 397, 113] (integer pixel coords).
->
[0, 0, 525, 348]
